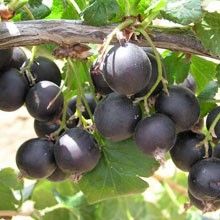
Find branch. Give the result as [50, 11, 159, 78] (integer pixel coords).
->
[0, 20, 218, 59]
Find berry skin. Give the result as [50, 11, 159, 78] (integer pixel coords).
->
[90, 63, 113, 95]
[68, 93, 96, 119]
[188, 158, 220, 201]
[155, 85, 200, 132]
[0, 48, 12, 70]
[94, 93, 142, 142]
[213, 143, 220, 158]
[188, 191, 220, 212]
[30, 57, 62, 86]
[170, 131, 211, 172]
[134, 49, 166, 98]
[25, 81, 64, 121]
[54, 128, 101, 174]
[34, 119, 60, 138]
[9, 47, 27, 69]
[206, 106, 220, 139]
[16, 138, 56, 179]
[134, 113, 176, 156]
[0, 68, 28, 111]
[47, 167, 70, 182]
[103, 43, 152, 95]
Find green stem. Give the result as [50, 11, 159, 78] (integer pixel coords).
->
[68, 59, 104, 144]
[125, 0, 131, 16]
[47, 68, 69, 110]
[82, 62, 98, 103]
[20, 5, 36, 84]
[21, 46, 37, 85]
[141, 13, 157, 28]
[8, 0, 28, 11]
[39, 204, 70, 216]
[60, 97, 68, 130]
[68, 59, 94, 123]
[60, 62, 73, 130]
[202, 112, 220, 156]
[208, 113, 220, 138]
[22, 5, 35, 20]
[137, 28, 167, 109]
[75, 91, 85, 127]
[68, 0, 81, 15]
[50, 64, 72, 139]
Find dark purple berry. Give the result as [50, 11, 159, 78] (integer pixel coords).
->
[0, 68, 28, 111]
[103, 43, 152, 95]
[54, 128, 101, 174]
[155, 85, 200, 132]
[25, 81, 64, 121]
[134, 113, 176, 156]
[94, 93, 142, 142]
[16, 138, 56, 179]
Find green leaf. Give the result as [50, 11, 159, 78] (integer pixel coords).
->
[190, 55, 217, 93]
[63, 61, 90, 91]
[47, 0, 80, 19]
[163, 52, 190, 84]
[79, 139, 159, 204]
[137, 0, 151, 14]
[0, 168, 23, 190]
[194, 12, 220, 56]
[31, 180, 78, 209]
[56, 192, 96, 220]
[199, 100, 217, 117]
[82, 0, 119, 26]
[197, 81, 219, 117]
[55, 181, 78, 197]
[161, 0, 202, 25]
[31, 181, 57, 209]
[116, 0, 148, 16]
[0, 185, 18, 210]
[20, 0, 51, 20]
[197, 81, 218, 100]
[95, 195, 149, 220]
[42, 208, 78, 220]
[144, 0, 167, 18]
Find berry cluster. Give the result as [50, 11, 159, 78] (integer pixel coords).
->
[185, 107, 220, 212]
[91, 43, 220, 212]
[1, 43, 220, 212]
[0, 48, 100, 182]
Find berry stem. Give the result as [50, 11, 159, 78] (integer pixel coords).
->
[20, 5, 36, 85]
[7, 0, 28, 11]
[202, 112, 220, 156]
[21, 48, 37, 86]
[82, 62, 98, 103]
[50, 63, 72, 139]
[22, 4, 35, 20]
[68, 59, 94, 123]
[47, 67, 69, 110]
[137, 28, 168, 111]
[208, 112, 220, 138]
[67, 60, 104, 146]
